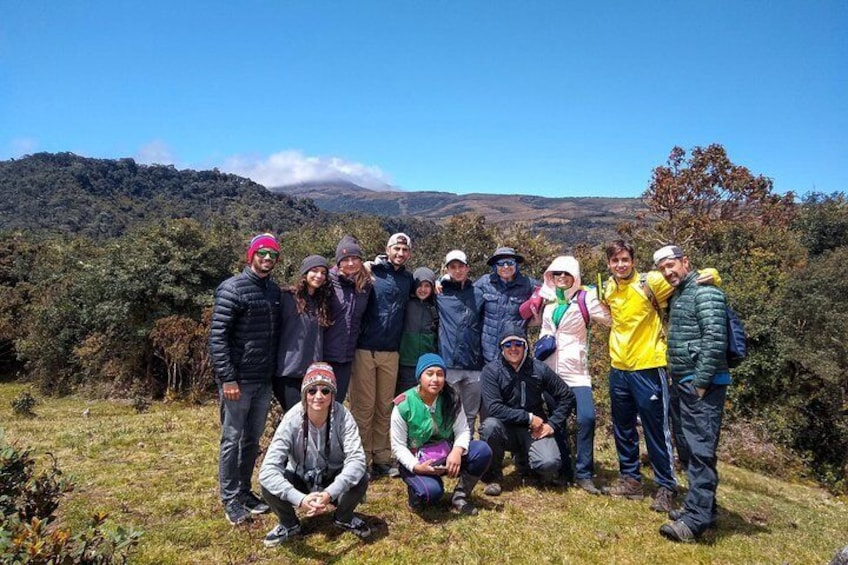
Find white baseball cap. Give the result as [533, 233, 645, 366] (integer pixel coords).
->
[444, 249, 468, 266]
[653, 245, 684, 266]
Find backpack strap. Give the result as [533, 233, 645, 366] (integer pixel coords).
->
[575, 289, 590, 327]
[638, 274, 666, 338]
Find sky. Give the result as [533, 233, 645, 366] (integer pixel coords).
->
[1, 1, 845, 198]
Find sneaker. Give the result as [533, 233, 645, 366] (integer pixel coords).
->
[650, 487, 676, 513]
[483, 482, 502, 497]
[240, 491, 270, 515]
[575, 478, 602, 495]
[334, 515, 372, 539]
[224, 500, 251, 526]
[264, 522, 301, 547]
[451, 498, 479, 515]
[659, 519, 696, 543]
[602, 477, 644, 500]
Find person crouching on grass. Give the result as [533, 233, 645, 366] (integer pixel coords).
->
[259, 363, 371, 546]
[390, 353, 493, 515]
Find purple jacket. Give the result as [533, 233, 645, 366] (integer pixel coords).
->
[323, 266, 371, 363]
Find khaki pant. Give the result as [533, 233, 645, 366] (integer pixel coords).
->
[350, 349, 399, 466]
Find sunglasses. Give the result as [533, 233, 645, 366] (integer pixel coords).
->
[501, 340, 525, 349]
[495, 259, 517, 267]
[255, 249, 280, 260]
[306, 387, 333, 396]
[551, 271, 572, 277]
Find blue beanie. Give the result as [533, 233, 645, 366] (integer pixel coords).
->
[415, 353, 446, 382]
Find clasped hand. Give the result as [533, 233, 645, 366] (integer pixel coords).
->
[529, 414, 554, 440]
[300, 491, 331, 516]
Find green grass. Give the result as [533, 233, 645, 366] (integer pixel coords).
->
[2, 382, 845, 565]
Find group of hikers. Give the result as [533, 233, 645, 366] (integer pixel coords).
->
[209, 231, 732, 547]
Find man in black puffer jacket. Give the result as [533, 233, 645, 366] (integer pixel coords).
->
[654, 245, 729, 544]
[210, 233, 283, 526]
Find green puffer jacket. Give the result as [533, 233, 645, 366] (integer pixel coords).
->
[666, 271, 729, 388]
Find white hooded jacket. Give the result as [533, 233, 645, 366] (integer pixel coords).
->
[538, 256, 610, 388]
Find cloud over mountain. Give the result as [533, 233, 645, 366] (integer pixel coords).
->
[220, 150, 395, 191]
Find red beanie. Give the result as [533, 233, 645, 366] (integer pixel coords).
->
[246, 233, 280, 263]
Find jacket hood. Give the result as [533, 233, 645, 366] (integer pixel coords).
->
[540, 255, 582, 301]
[498, 323, 529, 369]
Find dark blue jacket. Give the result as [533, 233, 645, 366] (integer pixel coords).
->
[276, 291, 323, 379]
[474, 272, 537, 363]
[209, 267, 282, 384]
[480, 326, 574, 434]
[324, 267, 370, 363]
[436, 279, 484, 370]
[357, 261, 413, 352]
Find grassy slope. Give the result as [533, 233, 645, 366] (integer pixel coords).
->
[2, 383, 845, 565]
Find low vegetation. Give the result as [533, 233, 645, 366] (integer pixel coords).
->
[0, 144, 846, 504]
[2, 383, 845, 565]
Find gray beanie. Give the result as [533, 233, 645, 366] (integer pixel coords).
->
[335, 235, 363, 265]
[299, 254, 329, 276]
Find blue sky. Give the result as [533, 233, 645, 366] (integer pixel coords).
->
[1, 2, 845, 197]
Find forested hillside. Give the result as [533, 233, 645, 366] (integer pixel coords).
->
[0, 153, 323, 238]
[276, 180, 643, 247]
[0, 147, 846, 495]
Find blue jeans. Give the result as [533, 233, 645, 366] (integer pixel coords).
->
[608, 367, 677, 491]
[572, 386, 596, 480]
[218, 381, 272, 503]
[401, 440, 492, 507]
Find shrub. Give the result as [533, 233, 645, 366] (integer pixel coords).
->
[11, 389, 37, 418]
[0, 430, 142, 563]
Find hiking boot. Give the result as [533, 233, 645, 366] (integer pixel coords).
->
[264, 522, 301, 547]
[334, 515, 372, 539]
[483, 482, 502, 496]
[659, 520, 696, 543]
[543, 476, 570, 489]
[240, 491, 270, 515]
[602, 477, 644, 500]
[575, 478, 602, 495]
[451, 497, 479, 515]
[371, 463, 399, 478]
[224, 500, 251, 526]
[650, 487, 676, 513]
[669, 508, 716, 528]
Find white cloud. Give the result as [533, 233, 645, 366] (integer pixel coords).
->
[135, 140, 175, 165]
[220, 150, 395, 191]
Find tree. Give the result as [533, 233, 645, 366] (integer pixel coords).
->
[641, 144, 796, 248]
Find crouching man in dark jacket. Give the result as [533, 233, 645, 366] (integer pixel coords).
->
[209, 233, 282, 526]
[479, 324, 575, 496]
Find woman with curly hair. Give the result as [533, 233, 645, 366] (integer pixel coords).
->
[274, 254, 332, 410]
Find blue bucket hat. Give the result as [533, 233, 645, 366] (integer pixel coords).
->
[415, 353, 447, 382]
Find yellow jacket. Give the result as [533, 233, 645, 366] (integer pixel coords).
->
[604, 269, 719, 371]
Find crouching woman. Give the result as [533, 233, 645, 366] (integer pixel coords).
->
[390, 353, 492, 515]
[259, 363, 371, 547]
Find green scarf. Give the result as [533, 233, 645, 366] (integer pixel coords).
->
[551, 287, 571, 327]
